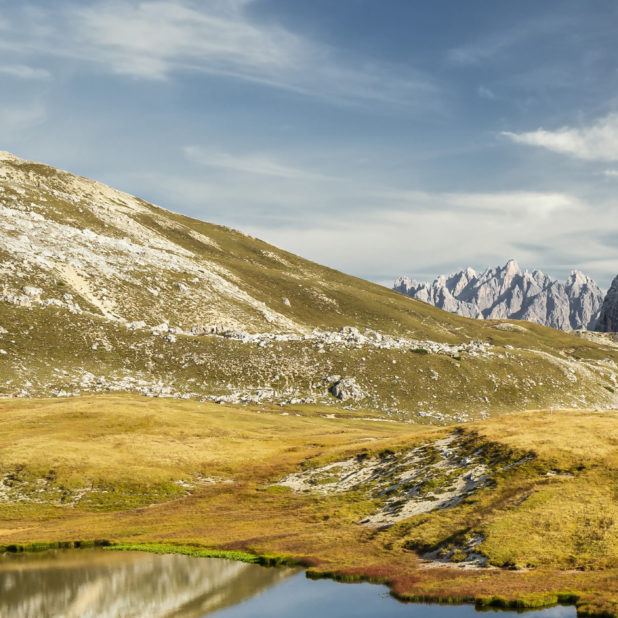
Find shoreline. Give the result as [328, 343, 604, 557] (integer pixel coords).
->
[1, 541, 614, 617]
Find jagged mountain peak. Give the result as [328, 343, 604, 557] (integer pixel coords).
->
[596, 274, 618, 332]
[394, 260, 605, 330]
[566, 270, 597, 289]
[503, 258, 521, 277]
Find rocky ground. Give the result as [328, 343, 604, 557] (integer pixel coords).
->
[278, 431, 530, 530]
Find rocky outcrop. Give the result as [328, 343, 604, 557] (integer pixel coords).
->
[596, 275, 618, 332]
[394, 260, 605, 331]
[330, 377, 367, 402]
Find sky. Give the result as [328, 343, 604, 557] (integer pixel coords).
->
[1, 0, 618, 289]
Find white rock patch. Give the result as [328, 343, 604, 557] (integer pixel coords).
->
[277, 434, 507, 527]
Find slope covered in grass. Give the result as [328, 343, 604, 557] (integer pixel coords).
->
[1, 151, 618, 419]
[0, 396, 616, 616]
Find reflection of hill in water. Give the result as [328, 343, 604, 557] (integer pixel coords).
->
[0, 549, 297, 617]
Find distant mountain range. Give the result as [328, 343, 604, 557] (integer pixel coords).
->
[394, 259, 611, 331]
[597, 274, 618, 332]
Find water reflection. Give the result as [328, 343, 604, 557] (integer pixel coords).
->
[214, 573, 577, 618]
[0, 550, 577, 618]
[0, 549, 296, 618]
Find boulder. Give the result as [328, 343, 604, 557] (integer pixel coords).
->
[22, 286, 42, 297]
[330, 377, 366, 402]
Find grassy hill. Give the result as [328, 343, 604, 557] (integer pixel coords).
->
[1, 152, 618, 616]
[1, 151, 618, 421]
[0, 396, 615, 616]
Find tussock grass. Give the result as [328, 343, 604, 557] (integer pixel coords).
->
[0, 396, 616, 616]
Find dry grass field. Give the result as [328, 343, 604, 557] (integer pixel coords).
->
[0, 395, 616, 616]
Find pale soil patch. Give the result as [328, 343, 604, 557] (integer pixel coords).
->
[188, 229, 221, 250]
[277, 433, 510, 527]
[492, 322, 528, 333]
[55, 263, 119, 319]
[260, 250, 292, 267]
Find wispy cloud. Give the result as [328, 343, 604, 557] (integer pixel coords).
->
[241, 191, 618, 288]
[445, 191, 580, 217]
[448, 35, 513, 67]
[0, 64, 50, 80]
[183, 145, 336, 180]
[72, 0, 301, 81]
[0, 102, 47, 133]
[477, 85, 496, 100]
[0, 0, 436, 107]
[446, 14, 572, 68]
[124, 158, 616, 285]
[376, 189, 581, 218]
[502, 113, 618, 161]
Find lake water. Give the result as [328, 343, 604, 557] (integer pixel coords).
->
[0, 549, 576, 618]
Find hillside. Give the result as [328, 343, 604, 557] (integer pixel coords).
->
[0, 396, 616, 617]
[2, 152, 618, 616]
[1, 151, 618, 421]
[394, 260, 605, 330]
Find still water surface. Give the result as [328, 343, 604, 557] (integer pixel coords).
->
[0, 549, 576, 618]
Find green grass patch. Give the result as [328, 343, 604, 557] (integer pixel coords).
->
[106, 542, 309, 568]
[106, 542, 262, 564]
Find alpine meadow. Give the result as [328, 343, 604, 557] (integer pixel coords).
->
[1, 2, 618, 617]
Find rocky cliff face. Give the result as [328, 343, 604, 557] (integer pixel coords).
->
[394, 260, 605, 331]
[596, 275, 618, 332]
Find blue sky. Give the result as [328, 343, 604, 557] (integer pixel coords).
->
[2, 0, 618, 288]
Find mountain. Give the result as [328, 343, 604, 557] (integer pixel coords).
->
[1, 151, 618, 421]
[596, 274, 618, 332]
[1, 152, 618, 617]
[394, 259, 605, 331]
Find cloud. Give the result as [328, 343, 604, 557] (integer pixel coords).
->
[502, 113, 618, 161]
[477, 85, 496, 100]
[446, 26, 527, 67]
[0, 102, 47, 133]
[183, 145, 337, 180]
[375, 190, 581, 218]
[120, 157, 617, 286]
[602, 169, 618, 177]
[72, 0, 300, 81]
[239, 192, 617, 289]
[0, 64, 50, 80]
[0, 0, 436, 107]
[445, 191, 580, 217]
[446, 14, 571, 68]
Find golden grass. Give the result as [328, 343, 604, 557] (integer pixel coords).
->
[469, 409, 618, 467]
[0, 395, 616, 616]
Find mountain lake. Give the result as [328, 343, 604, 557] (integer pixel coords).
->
[0, 549, 577, 617]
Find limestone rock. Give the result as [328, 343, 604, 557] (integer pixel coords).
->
[330, 377, 366, 402]
[394, 260, 605, 331]
[22, 286, 42, 298]
[596, 275, 618, 332]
